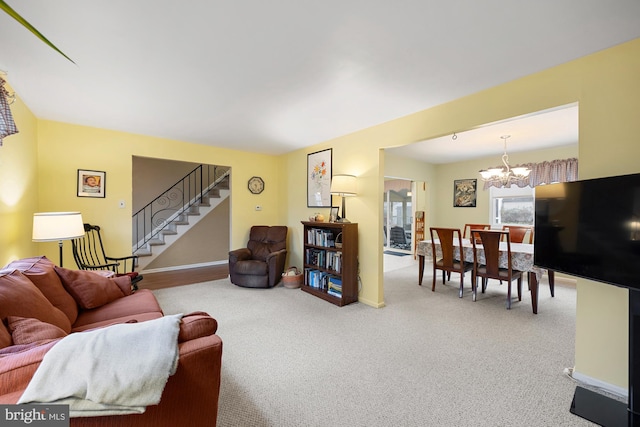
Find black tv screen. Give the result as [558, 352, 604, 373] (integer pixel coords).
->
[534, 173, 640, 290]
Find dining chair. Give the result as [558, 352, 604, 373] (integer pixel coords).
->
[463, 223, 490, 242]
[428, 227, 473, 298]
[471, 229, 523, 309]
[502, 225, 533, 244]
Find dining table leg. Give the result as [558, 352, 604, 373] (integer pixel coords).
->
[418, 255, 425, 286]
[529, 272, 538, 314]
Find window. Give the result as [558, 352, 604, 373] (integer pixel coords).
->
[489, 186, 534, 226]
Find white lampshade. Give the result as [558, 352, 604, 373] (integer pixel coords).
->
[330, 174, 357, 196]
[32, 212, 85, 242]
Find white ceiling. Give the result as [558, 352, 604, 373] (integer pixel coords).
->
[1, 1, 639, 156]
[387, 104, 579, 164]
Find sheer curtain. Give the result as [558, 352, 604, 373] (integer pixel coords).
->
[0, 78, 18, 146]
[483, 158, 578, 190]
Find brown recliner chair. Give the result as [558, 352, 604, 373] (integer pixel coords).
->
[229, 225, 288, 288]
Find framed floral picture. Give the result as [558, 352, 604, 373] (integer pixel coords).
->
[307, 148, 332, 207]
[77, 169, 106, 198]
[453, 178, 477, 207]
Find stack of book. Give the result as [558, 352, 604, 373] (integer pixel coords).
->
[327, 276, 342, 298]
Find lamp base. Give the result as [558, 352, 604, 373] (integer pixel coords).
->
[336, 218, 351, 223]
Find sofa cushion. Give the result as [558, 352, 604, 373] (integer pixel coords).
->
[54, 267, 126, 310]
[4, 256, 79, 324]
[234, 259, 269, 276]
[0, 269, 72, 333]
[72, 312, 162, 332]
[0, 322, 11, 349]
[6, 316, 68, 345]
[72, 289, 163, 331]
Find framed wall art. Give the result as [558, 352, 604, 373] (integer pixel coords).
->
[77, 169, 106, 198]
[453, 178, 477, 207]
[307, 148, 332, 207]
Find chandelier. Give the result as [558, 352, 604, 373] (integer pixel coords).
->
[479, 135, 531, 184]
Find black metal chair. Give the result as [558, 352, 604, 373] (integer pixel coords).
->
[71, 223, 143, 290]
[389, 226, 410, 250]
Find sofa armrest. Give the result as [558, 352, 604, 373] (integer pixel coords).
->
[178, 312, 218, 342]
[70, 333, 223, 427]
[0, 340, 59, 402]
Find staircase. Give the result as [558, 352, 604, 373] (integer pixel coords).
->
[133, 165, 230, 271]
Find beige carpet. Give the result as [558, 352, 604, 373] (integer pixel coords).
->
[153, 264, 597, 426]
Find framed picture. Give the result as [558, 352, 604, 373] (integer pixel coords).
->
[329, 206, 339, 222]
[77, 169, 106, 198]
[453, 179, 477, 207]
[307, 148, 332, 207]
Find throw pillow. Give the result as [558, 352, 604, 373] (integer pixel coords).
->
[6, 316, 68, 345]
[0, 321, 11, 349]
[112, 274, 133, 296]
[0, 269, 72, 333]
[54, 267, 126, 310]
[5, 256, 79, 324]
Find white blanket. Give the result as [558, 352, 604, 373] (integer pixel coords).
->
[18, 313, 183, 417]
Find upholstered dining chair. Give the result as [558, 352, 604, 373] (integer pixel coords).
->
[502, 225, 534, 244]
[229, 225, 288, 288]
[463, 223, 490, 242]
[471, 229, 523, 309]
[428, 227, 473, 298]
[71, 223, 143, 290]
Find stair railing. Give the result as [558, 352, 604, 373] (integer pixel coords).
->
[132, 164, 230, 252]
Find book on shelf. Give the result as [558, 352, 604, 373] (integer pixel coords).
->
[305, 248, 342, 273]
[304, 268, 334, 291]
[304, 269, 345, 296]
[307, 228, 336, 248]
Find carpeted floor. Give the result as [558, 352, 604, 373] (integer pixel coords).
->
[153, 264, 597, 426]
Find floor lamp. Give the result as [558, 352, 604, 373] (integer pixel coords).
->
[32, 212, 85, 267]
[330, 174, 357, 223]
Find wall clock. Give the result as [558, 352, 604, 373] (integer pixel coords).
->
[248, 176, 264, 194]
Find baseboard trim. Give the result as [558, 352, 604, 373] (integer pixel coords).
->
[571, 369, 628, 399]
[358, 297, 386, 308]
[140, 260, 227, 275]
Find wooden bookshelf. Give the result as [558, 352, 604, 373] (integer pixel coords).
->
[414, 211, 425, 259]
[301, 221, 358, 307]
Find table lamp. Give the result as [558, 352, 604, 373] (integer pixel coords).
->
[32, 212, 85, 267]
[330, 174, 357, 223]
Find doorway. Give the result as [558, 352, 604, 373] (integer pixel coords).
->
[383, 179, 413, 254]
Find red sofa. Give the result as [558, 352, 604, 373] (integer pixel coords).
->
[0, 256, 222, 427]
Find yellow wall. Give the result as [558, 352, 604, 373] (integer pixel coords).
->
[433, 144, 578, 229]
[1, 38, 638, 392]
[0, 87, 39, 266]
[283, 38, 640, 389]
[5, 118, 282, 267]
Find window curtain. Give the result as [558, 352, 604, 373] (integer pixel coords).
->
[0, 78, 18, 146]
[482, 158, 578, 190]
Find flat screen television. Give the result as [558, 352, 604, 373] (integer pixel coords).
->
[534, 172, 640, 291]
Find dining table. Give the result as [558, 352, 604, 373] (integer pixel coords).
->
[416, 239, 554, 314]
